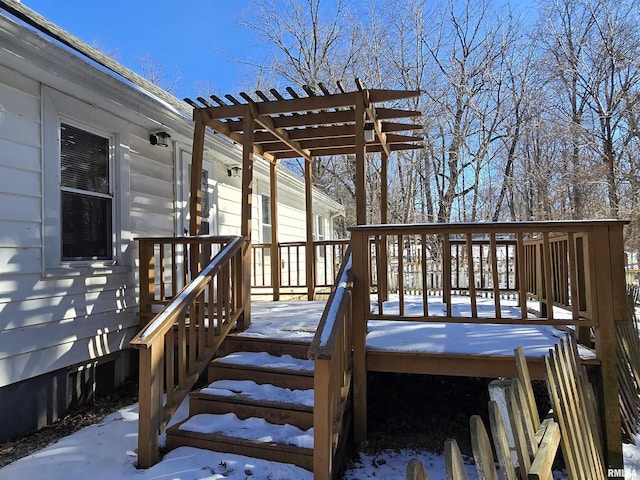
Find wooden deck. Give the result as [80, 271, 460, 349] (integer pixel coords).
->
[132, 221, 629, 475]
[246, 298, 598, 381]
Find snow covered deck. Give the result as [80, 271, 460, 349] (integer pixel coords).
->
[244, 297, 597, 380]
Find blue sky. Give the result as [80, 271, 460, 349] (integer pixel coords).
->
[20, 0, 538, 101]
[21, 0, 266, 100]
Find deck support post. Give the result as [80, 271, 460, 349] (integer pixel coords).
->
[351, 229, 369, 443]
[591, 224, 624, 472]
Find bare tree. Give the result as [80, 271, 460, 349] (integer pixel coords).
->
[240, 0, 362, 87]
[138, 53, 180, 95]
[417, 0, 516, 222]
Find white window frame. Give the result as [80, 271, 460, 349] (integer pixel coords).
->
[59, 121, 114, 260]
[314, 214, 326, 258]
[314, 213, 325, 242]
[42, 86, 130, 274]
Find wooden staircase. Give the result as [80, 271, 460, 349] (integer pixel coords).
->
[165, 334, 317, 472]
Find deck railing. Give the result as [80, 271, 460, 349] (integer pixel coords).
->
[350, 220, 628, 469]
[130, 236, 245, 468]
[307, 246, 353, 480]
[251, 240, 349, 297]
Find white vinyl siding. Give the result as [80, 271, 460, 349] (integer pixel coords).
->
[0, 79, 138, 387]
[129, 130, 176, 237]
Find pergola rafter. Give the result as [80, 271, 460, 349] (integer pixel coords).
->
[185, 81, 423, 314]
[185, 85, 423, 163]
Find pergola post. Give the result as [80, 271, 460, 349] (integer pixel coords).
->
[353, 92, 368, 443]
[355, 94, 367, 225]
[189, 110, 206, 278]
[305, 159, 315, 300]
[379, 151, 389, 300]
[239, 106, 254, 329]
[269, 162, 280, 301]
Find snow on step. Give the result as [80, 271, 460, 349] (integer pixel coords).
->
[201, 379, 314, 407]
[217, 351, 314, 372]
[143, 446, 313, 479]
[179, 413, 314, 448]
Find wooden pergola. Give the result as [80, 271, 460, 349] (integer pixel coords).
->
[184, 82, 423, 313]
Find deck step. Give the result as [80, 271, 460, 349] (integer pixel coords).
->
[224, 335, 312, 359]
[190, 379, 314, 429]
[208, 351, 314, 390]
[166, 413, 314, 471]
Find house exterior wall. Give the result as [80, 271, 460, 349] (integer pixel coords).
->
[0, 12, 343, 441]
[216, 164, 343, 242]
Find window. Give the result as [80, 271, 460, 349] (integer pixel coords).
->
[315, 214, 325, 258]
[60, 123, 112, 260]
[262, 195, 271, 225]
[315, 214, 325, 241]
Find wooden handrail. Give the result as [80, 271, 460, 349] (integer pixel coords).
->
[132, 236, 244, 346]
[308, 246, 353, 358]
[130, 236, 245, 468]
[307, 247, 353, 480]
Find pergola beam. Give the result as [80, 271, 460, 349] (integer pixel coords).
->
[199, 88, 420, 120]
[258, 133, 423, 154]
[273, 142, 424, 159]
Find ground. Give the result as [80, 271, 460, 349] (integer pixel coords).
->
[0, 373, 504, 472]
[0, 378, 139, 468]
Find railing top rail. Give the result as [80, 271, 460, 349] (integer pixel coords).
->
[135, 235, 239, 244]
[308, 246, 353, 360]
[252, 241, 306, 247]
[349, 219, 629, 234]
[130, 236, 245, 348]
[253, 239, 350, 248]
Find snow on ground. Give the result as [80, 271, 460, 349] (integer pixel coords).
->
[1, 297, 637, 479]
[2, 396, 640, 479]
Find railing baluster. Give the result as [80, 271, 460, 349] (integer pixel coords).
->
[197, 290, 205, 360]
[376, 235, 384, 315]
[517, 232, 527, 320]
[188, 298, 197, 367]
[171, 243, 177, 298]
[421, 234, 429, 317]
[178, 311, 187, 386]
[466, 233, 478, 317]
[159, 243, 166, 301]
[165, 329, 175, 406]
[542, 232, 554, 321]
[286, 246, 292, 286]
[398, 234, 405, 316]
[567, 232, 580, 322]
[443, 235, 452, 316]
[490, 233, 501, 318]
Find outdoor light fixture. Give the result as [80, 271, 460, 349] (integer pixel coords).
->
[150, 131, 171, 147]
[364, 122, 375, 142]
[227, 166, 242, 178]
